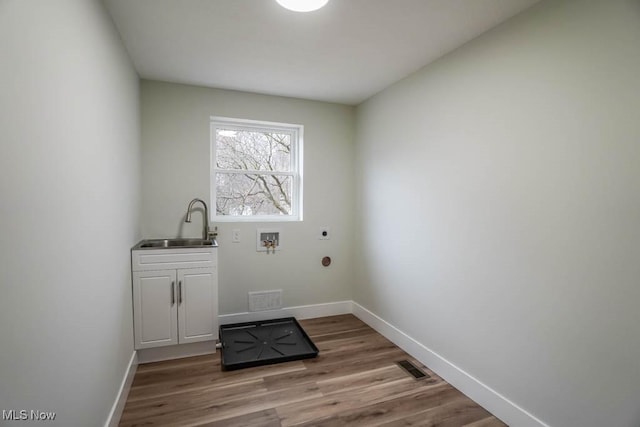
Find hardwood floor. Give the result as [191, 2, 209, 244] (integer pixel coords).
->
[120, 315, 507, 426]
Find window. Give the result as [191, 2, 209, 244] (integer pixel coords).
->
[210, 117, 303, 221]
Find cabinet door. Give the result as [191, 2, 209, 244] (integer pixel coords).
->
[133, 270, 178, 349]
[177, 267, 218, 344]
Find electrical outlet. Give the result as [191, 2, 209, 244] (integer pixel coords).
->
[319, 227, 330, 240]
[232, 229, 240, 243]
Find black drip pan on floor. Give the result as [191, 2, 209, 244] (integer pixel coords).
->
[219, 317, 319, 371]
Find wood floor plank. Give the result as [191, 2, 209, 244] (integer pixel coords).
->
[277, 379, 449, 426]
[315, 363, 442, 397]
[128, 360, 306, 401]
[316, 365, 416, 395]
[377, 396, 497, 427]
[282, 382, 457, 427]
[309, 325, 378, 343]
[193, 408, 281, 427]
[120, 383, 321, 427]
[119, 314, 506, 427]
[123, 378, 265, 412]
[263, 347, 407, 391]
[464, 416, 508, 427]
[299, 314, 369, 336]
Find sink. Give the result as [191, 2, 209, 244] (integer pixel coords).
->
[133, 238, 218, 250]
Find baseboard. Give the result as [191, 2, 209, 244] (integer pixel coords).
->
[351, 302, 549, 427]
[105, 351, 137, 427]
[218, 300, 353, 325]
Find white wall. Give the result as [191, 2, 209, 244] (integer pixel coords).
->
[140, 81, 355, 314]
[0, 1, 140, 426]
[355, 1, 640, 426]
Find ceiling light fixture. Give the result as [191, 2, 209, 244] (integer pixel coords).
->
[276, 0, 330, 13]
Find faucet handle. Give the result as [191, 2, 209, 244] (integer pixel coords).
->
[207, 226, 218, 240]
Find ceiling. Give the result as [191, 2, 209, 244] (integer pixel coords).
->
[104, 0, 540, 105]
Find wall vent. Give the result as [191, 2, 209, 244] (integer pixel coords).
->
[248, 290, 283, 312]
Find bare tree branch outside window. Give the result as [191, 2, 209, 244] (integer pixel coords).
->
[214, 127, 295, 217]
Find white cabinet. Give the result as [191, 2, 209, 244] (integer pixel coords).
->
[131, 247, 218, 350]
[177, 268, 216, 344]
[133, 269, 178, 348]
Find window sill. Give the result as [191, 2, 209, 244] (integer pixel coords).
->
[213, 216, 302, 223]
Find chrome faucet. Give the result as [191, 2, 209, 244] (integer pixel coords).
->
[185, 198, 212, 240]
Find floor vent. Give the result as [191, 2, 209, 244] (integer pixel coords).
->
[397, 360, 430, 380]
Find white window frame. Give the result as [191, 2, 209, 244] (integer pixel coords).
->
[210, 116, 303, 222]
